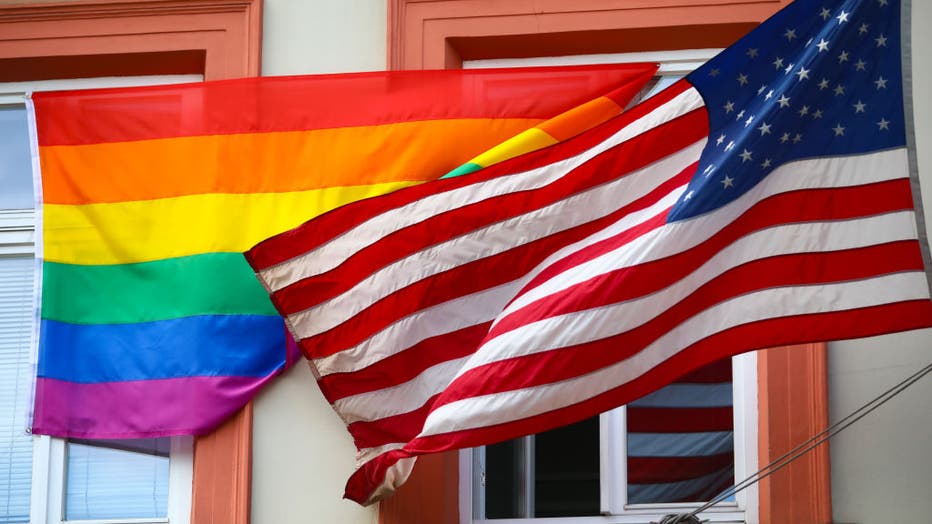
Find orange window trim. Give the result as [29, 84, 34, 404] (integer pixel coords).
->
[0, 2, 263, 523]
[383, 2, 831, 523]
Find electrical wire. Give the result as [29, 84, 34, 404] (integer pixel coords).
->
[658, 360, 932, 523]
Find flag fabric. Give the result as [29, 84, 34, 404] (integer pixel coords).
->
[443, 82, 651, 178]
[28, 64, 657, 438]
[626, 359, 734, 503]
[247, 0, 932, 505]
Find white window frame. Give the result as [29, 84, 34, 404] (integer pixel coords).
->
[1, 74, 201, 524]
[29, 436, 193, 524]
[458, 50, 759, 524]
[459, 354, 757, 524]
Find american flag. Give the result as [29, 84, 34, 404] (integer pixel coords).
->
[246, 0, 932, 505]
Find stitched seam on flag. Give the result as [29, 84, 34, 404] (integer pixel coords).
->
[465, 212, 921, 383]
[284, 140, 706, 338]
[308, 178, 686, 376]
[312, 158, 908, 424]
[257, 87, 706, 288]
[419, 272, 929, 436]
[329, 241, 921, 424]
[499, 148, 911, 317]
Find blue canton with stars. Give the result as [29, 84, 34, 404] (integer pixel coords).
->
[668, 0, 905, 221]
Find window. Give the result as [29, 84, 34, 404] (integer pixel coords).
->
[0, 76, 199, 524]
[460, 51, 759, 524]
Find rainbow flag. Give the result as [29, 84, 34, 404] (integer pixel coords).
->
[29, 65, 657, 438]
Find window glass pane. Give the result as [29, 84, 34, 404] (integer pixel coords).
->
[533, 417, 599, 517]
[0, 257, 34, 524]
[627, 359, 735, 504]
[0, 106, 34, 210]
[483, 438, 525, 519]
[483, 418, 600, 519]
[65, 438, 169, 521]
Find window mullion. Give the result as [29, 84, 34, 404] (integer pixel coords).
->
[521, 436, 534, 518]
[599, 407, 627, 516]
[167, 437, 193, 523]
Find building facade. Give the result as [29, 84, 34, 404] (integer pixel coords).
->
[1, 1, 930, 523]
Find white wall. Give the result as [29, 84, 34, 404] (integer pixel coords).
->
[260, 0, 386, 76]
[828, 2, 932, 522]
[251, 2, 386, 523]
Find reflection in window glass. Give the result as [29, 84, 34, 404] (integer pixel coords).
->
[65, 438, 169, 520]
[0, 106, 34, 210]
[627, 359, 734, 504]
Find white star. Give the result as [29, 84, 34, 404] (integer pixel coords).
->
[785, 63, 794, 74]
[684, 190, 694, 201]
[833, 123, 846, 136]
[878, 0, 889, 5]
[773, 57, 785, 69]
[878, 118, 891, 130]
[793, 133, 803, 144]
[747, 48, 759, 58]
[780, 132, 791, 143]
[725, 141, 736, 152]
[813, 109, 824, 119]
[816, 39, 830, 52]
[758, 122, 772, 135]
[796, 67, 810, 80]
[737, 73, 749, 86]
[818, 78, 830, 90]
[853, 100, 867, 113]
[716, 133, 726, 146]
[838, 50, 850, 63]
[784, 28, 797, 41]
[736, 109, 746, 121]
[745, 115, 755, 127]
[834, 84, 846, 96]
[875, 76, 888, 89]
[798, 105, 810, 116]
[777, 94, 791, 108]
[758, 85, 767, 95]
[721, 175, 735, 188]
[740, 149, 753, 162]
[761, 158, 772, 169]
[765, 89, 775, 100]
[723, 100, 735, 113]
[859, 23, 870, 35]
[820, 8, 831, 20]
[876, 34, 888, 47]
[836, 10, 849, 23]
[709, 68, 721, 77]
[855, 59, 867, 71]
[806, 38, 814, 47]
[703, 164, 715, 175]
